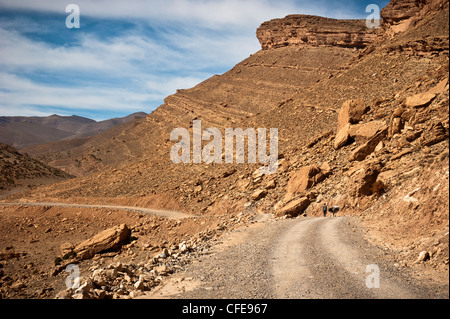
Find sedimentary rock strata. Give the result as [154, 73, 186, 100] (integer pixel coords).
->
[256, 15, 378, 50]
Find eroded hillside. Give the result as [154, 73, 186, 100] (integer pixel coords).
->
[1, 0, 448, 298]
[0, 143, 72, 194]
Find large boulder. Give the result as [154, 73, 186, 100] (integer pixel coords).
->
[405, 92, 436, 108]
[275, 197, 311, 218]
[350, 161, 383, 197]
[73, 224, 130, 260]
[334, 99, 370, 149]
[348, 121, 387, 141]
[349, 127, 388, 161]
[286, 165, 325, 198]
[335, 120, 386, 149]
[337, 99, 368, 132]
[334, 123, 351, 149]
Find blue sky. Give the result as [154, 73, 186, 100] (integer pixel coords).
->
[0, 0, 389, 121]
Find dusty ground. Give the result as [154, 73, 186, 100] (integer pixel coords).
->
[0, 197, 448, 299]
[0, 203, 238, 299]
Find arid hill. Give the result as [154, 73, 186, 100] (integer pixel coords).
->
[0, 112, 147, 149]
[17, 17, 381, 178]
[0, 143, 72, 193]
[21, 115, 149, 176]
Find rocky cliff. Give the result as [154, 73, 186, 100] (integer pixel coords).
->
[256, 15, 379, 50]
[381, 0, 448, 24]
[381, 0, 449, 34]
[22, 1, 448, 212]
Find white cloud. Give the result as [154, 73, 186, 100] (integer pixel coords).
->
[0, 12, 259, 118]
[0, 0, 307, 29]
[0, 27, 171, 73]
[0, 21, 255, 75]
[145, 75, 207, 95]
[0, 71, 211, 120]
[0, 71, 151, 116]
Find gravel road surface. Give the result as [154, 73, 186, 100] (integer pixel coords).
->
[161, 216, 448, 299]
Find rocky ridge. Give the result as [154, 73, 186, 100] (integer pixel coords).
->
[256, 14, 379, 50]
[8, 0, 447, 224]
[0, 113, 147, 150]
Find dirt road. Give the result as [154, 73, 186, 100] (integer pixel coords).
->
[148, 216, 449, 299]
[0, 202, 193, 219]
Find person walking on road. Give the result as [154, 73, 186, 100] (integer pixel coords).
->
[322, 203, 327, 217]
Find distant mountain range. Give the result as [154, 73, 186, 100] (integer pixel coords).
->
[0, 112, 147, 149]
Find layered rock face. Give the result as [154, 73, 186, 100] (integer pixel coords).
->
[380, 0, 425, 23]
[381, 0, 448, 23]
[256, 15, 378, 50]
[380, 0, 449, 34]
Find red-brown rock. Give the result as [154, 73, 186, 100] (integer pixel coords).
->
[257, 15, 378, 50]
[286, 165, 325, 197]
[73, 224, 130, 260]
[337, 99, 369, 132]
[349, 128, 388, 161]
[275, 197, 311, 218]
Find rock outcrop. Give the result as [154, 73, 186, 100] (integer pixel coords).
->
[349, 128, 388, 161]
[381, 0, 448, 24]
[380, 0, 425, 24]
[256, 15, 378, 50]
[334, 99, 372, 149]
[71, 224, 131, 260]
[380, 0, 449, 35]
[285, 165, 325, 199]
[275, 197, 311, 218]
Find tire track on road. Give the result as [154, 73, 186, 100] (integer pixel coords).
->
[271, 217, 436, 299]
[271, 217, 376, 298]
[320, 217, 418, 299]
